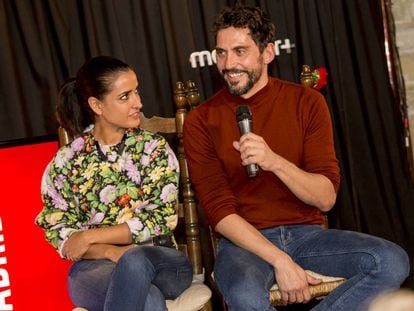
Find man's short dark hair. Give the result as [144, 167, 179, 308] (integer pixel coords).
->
[213, 5, 276, 52]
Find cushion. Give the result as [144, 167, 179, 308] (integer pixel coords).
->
[166, 280, 212, 311]
[73, 279, 212, 311]
[270, 270, 345, 291]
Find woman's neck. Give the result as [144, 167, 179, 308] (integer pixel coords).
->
[93, 124, 125, 145]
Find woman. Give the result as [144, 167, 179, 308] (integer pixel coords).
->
[35, 56, 192, 311]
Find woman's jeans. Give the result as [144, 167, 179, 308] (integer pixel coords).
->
[214, 225, 410, 311]
[68, 246, 193, 311]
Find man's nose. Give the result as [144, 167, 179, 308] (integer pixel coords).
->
[224, 53, 237, 70]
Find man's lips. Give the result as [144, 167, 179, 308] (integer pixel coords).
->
[223, 70, 246, 83]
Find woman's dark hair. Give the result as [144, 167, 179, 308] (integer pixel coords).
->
[56, 56, 131, 138]
[212, 5, 276, 52]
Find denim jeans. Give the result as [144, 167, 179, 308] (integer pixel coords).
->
[214, 225, 410, 311]
[68, 246, 193, 311]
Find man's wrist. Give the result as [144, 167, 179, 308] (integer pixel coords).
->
[270, 249, 291, 270]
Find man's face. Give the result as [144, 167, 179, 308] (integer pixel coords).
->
[215, 27, 268, 98]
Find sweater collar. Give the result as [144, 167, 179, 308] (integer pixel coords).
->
[83, 128, 132, 150]
[223, 77, 281, 108]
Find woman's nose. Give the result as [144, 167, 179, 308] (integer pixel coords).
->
[134, 93, 143, 109]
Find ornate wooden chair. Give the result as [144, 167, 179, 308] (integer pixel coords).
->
[59, 80, 212, 311]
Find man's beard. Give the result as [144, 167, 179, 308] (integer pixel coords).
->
[222, 64, 262, 96]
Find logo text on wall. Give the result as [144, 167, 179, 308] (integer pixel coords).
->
[0, 218, 13, 311]
[189, 39, 295, 68]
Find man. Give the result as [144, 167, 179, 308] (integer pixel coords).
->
[183, 5, 409, 311]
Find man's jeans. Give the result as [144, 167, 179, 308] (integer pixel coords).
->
[214, 225, 410, 311]
[68, 246, 193, 311]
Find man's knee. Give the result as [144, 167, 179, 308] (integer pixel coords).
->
[370, 240, 410, 285]
[223, 283, 272, 311]
[381, 243, 410, 283]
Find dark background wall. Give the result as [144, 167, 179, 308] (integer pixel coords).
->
[1, 0, 414, 287]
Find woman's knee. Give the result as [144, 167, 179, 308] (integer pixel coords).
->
[116, 247, 155, 277]
[68, 260, 114, 310]
[144, 285, 168, 311]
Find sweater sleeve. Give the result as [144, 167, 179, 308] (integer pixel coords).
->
[301, 91, 340, 192]
[183, 109, 238, 228]
[35, 149, 85, 255]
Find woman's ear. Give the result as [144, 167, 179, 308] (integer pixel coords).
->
[88, 97, 102, 115]
[263, 43, 276, 65]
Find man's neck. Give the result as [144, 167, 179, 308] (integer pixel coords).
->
[240, 75, 269, 99]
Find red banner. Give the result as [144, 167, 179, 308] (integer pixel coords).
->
[0, 141, 74, 310]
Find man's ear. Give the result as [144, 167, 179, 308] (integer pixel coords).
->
[263, 43, 275, 65]
[88, 97, 102, 115]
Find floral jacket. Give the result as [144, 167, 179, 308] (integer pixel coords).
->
[35, 128, 179, 253]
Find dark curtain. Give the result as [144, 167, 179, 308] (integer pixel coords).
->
[1, 0, 413, 286]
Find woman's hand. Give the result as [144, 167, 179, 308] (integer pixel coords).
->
[62, 225, 135, 261]
[62, 231, 91, 261]
[62, 234, 137, 262]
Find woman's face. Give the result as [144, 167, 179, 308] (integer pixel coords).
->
[92, 69, 143, 131]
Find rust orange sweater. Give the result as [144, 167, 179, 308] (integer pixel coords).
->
[183, 78, 340, 229]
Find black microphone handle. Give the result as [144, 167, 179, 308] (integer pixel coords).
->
[238, 119, 259, 178]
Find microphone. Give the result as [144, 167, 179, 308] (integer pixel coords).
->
[236, 105, 259, 178]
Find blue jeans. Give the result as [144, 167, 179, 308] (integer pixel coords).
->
[214, 225, 410, 311]
[68, 246, 193, 311]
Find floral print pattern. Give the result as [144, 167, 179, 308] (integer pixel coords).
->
[36, 128, 179, 251]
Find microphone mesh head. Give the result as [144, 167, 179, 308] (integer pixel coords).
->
[236, 105, 252, 122]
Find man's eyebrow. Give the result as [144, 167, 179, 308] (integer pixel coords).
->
[215, 45, 248, 51]
[232, 45, 248, 50]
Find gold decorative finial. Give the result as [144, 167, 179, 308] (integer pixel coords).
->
[300, 65, 316, 88]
